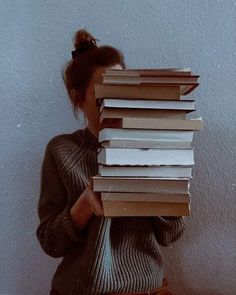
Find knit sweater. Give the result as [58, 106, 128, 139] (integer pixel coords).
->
[36, 127, 185, 295]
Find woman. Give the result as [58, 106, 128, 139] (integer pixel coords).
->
[36, 29, 185, 295]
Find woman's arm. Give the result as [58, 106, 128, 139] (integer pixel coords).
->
[151, 216, 186, 247]
[36, 144, 89, 258]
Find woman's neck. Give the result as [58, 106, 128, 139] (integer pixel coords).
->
[87, 122, 100, 138]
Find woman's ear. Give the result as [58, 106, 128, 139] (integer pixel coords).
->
[70, 89, 84, 110]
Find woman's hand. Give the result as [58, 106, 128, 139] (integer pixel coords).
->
[86, 180, 104, 217]
[70, 179, 104, 230]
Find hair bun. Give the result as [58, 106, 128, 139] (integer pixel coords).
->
[73, 29, 97, 50]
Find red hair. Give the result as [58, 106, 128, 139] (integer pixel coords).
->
[63, 29, 126, 119]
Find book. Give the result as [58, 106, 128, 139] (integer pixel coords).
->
[99, 128, 194, 143]
[95, 84, 198, 100]
[95, 84, 181, 100]
[92, 176, 189, 194]
[101, 200, 190, 216]
[102, 117, 203, 131]
[104, 68, 192, 76]
[97, 148, 194, 166]
[103, 75, 199, 85]
[100, 98, 195, 113]
[101, 192, 190, 203]
[100, 108, 187, 122]
[101, 140, 192, 148]
[98, 165, 193, 178]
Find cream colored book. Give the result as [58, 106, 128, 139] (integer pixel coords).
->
[95, 84, 181, 100]
[102, 201, 190, 217]
[100, 108, 187, 122]
[102, 117, 203, 131]
[101, 192, 190, 203]
[92, 176, 189, 194]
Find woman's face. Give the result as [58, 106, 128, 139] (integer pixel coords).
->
[82, 64, 122, 132]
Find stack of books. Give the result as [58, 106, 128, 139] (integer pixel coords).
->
[92, 68, 202, 217]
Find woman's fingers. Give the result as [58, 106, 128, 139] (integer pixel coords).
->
[93, 193, 104, 216]
[87, 190, 104, 216]
[87, 178, 104, 216]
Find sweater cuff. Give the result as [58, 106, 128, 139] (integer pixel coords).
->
[152, 216, 184, 229]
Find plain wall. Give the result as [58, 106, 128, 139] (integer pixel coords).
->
[0, 1, 235, 294]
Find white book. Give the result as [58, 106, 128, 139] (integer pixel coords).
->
[100, 98, 195, 112]
[104, 68, 192, 76]
[92, 176, 189, 194]
[98, 165, 192, 178]
[99, 128, 193, 143]
[101, 140, 192, 148]
[98, 147, 194, 166]
[101, 192, 190, 203]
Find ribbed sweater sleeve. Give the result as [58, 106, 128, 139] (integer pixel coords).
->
[36, 143, 85, 258]
[151, 216, 185, 247]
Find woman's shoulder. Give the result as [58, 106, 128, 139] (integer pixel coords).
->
[45, 129, 86, 170]
[47, 129, 85, 150]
